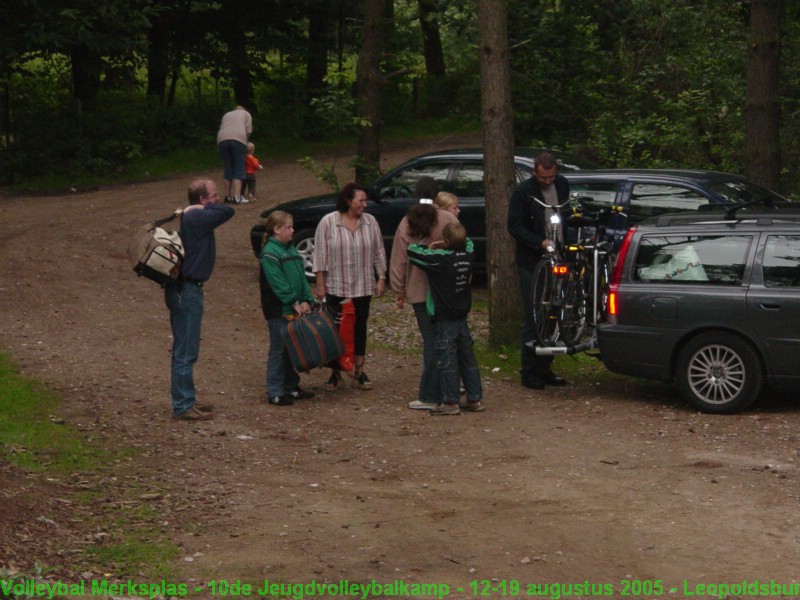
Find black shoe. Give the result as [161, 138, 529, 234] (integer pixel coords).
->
[325, 370, 343, 390]
[542, 371, 568, 386]
[351, 372, 373, 390]
[267, 395, 294, 406]
[290, 387, 314, 400]
[521, 377, 544, 390]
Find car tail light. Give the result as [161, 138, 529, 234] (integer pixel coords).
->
[607, 227, 636, 317]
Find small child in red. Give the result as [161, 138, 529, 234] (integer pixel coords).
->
[243, 142, 264, 202]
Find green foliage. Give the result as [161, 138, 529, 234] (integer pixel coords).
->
[3, 0, 800, 194]
[508, 0, 751, 174]
[310, 74, 372, 139]
[298, 155, 342, 192]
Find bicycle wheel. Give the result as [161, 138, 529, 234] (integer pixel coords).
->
[595, 258, 610, 323]
[587, 252, 610, 325]
[560, 268, 588, 346]
[530, 258, 561, 346]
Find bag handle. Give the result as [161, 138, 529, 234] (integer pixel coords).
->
[152, 209, 183, 228]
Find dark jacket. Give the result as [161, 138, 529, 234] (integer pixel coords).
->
[180, 204, 235, 282]
[260, 237, 315, 319]
[507, 175, 570, 270]
[407, 240, 474, 321]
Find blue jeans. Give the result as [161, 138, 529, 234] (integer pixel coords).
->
[266, 317, 300, 398]
[165, 282, 204, 416]
[218, 139, 246, 181]
[434, 318, 483, 405]
[518, 265, 554, 380]
[413, 302, 440, 404]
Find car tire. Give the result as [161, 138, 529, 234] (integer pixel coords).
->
[676, 331, 763, 414]
[292, 228, 317, 282]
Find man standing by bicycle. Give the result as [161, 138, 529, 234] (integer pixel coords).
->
[507, 151, 569, 390]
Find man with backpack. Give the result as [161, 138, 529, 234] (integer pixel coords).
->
[166, 178, 235, 421]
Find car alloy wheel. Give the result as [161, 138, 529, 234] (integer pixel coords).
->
[676, 331, 763, 414]
[292, 228, 316, 282]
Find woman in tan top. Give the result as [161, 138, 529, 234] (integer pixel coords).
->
[390, 202, 458, 410]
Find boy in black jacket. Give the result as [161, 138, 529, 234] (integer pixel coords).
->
[408, 222, 484, 415]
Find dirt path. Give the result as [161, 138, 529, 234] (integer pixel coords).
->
[2, 135, 800, 599]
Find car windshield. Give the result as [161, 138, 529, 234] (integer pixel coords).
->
[706, 180, 789, 205]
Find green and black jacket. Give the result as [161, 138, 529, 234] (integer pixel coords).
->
[407, 239, 474, 321]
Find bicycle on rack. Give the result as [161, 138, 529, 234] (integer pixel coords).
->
[528, 197, 573, 347]
[529, 196, 623, 349]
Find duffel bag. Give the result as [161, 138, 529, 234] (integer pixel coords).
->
[281, 307, 344, 373]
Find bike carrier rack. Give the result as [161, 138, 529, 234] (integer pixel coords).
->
[525, 333, 598, 356]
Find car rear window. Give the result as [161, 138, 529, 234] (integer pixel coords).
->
[706, 180, 790, 206]
[634, 234, 752, 285]
[570, 181, 619, 208]
[762, 235, 800, 287]
[378, 162, 451, 199]
[628, 184, 709, 222]
[455, 162, 485, 197]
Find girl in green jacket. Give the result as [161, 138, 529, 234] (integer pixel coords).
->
[259, 211, 315, 406]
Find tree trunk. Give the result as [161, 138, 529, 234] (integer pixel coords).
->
[477, 0, 518, 348]
[355, 0, 389, 184]
[70, 44, 102, 108]
[306, 0, 330, 97]
[220, 0, 254, 111]
[146, 14, 169, 104]
[745, 0, 782, 189]
[304, 0, 330, 138]
[417, 0, 446, 117]
[418, 0, 445, 78]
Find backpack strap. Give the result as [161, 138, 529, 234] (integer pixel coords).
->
[152, 209, 183, 228]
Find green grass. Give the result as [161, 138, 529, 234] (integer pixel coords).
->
[0, 355, 182, 581]
[0, 355, 107, 473]
[85, 540, 180, 580]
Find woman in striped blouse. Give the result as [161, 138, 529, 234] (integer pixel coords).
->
[313, 182, 387, 390]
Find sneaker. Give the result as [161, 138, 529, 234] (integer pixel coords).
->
[267, 395, 293, 406]
[459, 400, 486, 412]
[352, 372, 373, 390]
[235, 196, 250, 204]
[325, 370, 343, 390]
[194, 401, 214, 412]
[224, 196, 233, 203]
[430, 403, 461, 416]
[290, 387, 314, 400]
[408, 400, 436, 410]
[172, 407, 213, 421]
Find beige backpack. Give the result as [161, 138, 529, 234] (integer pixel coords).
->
[127, 210, 184, 286]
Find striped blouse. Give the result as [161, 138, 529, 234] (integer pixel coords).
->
[313, 211, 387, 298]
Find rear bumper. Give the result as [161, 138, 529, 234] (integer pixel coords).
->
[596, 324, 673, 382]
